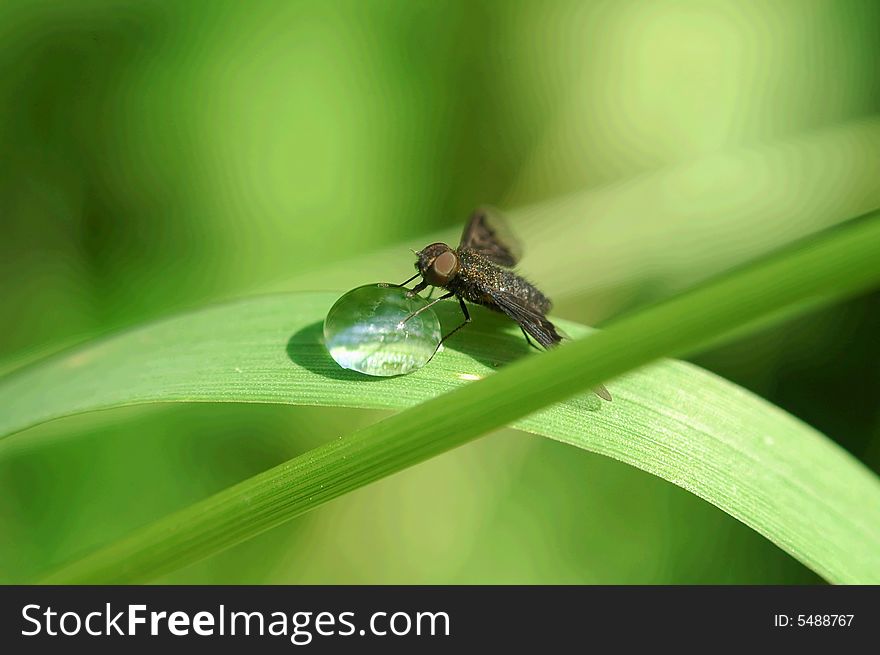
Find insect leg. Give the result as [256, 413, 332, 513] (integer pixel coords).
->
[520, 326, 542, 351]
[399, 290, 454, 326]
[438, 296, 472, 346]
[407, 279, 430, 296]
[386, 272, 420, 288]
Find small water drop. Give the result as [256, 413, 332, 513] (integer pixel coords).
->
[324, 283, 442, 377]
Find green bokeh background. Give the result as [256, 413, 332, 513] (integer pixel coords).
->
[1, 0, 878, 583]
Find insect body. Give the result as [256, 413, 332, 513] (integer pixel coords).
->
[400, 207, 611, 401]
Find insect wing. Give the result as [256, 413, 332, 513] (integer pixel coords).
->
[491, 290, 613, 401]
[592, 383, 613, 402]
[489, 290, 562, 348]
[459, 206, 522, 267]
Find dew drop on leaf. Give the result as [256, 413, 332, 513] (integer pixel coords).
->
[323, 283, 442, 377]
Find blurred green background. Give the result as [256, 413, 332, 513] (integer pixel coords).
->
[1, 0, 878, 583]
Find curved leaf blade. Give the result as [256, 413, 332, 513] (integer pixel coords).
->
[7, 214, 878, 583]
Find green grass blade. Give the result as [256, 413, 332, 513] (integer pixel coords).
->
[23, 212, 880, 584]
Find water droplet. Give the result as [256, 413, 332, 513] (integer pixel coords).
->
[323, 283, 442, 376]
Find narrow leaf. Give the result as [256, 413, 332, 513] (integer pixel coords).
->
[13, 213, 879, 583]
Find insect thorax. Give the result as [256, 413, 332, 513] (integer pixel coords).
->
[453, 249, 552, 314]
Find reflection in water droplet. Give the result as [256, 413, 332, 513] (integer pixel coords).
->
[324, 284, 442, 377]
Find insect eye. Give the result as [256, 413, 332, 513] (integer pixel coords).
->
[432, 251, 458, 278]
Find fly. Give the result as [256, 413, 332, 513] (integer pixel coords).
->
[395, 207, 612, 401]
